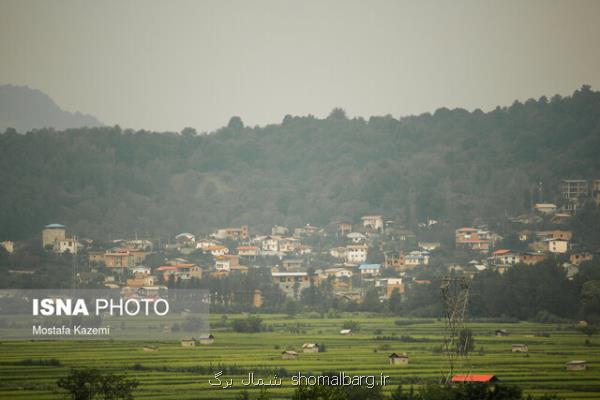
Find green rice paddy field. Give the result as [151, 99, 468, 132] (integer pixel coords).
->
[0, 315, 599, 399]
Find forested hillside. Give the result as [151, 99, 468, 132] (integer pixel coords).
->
[1, 86, 600, 240]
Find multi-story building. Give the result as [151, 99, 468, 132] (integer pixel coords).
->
[215, 255, 240, 272]
[104, 249, 134, 268]
[272, 272, 312, 298]
[331, 220, 352, 236]
[359, 263, 381, 279]
[375, 278, 405, 298]
[42, 223, 66, 249]
[544, 238, 569, 254]
[455, 227, 493, 253]
[345, 244, 368, 264]
[491, 249, 521, 266]
[361, 215, 384, 231]
[404, 251, 430, 267]
[213, 225, 249, 240]
[237, 245, 258, 257]
[561, 179, 589, 213]
[520, 252, 546, 265]
[54, 238, 80, 254]
[561, 179, 589, 200]
[384, 251, 405, 271]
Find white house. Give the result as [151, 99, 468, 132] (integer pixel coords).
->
[545, 238, 568, 254]
[345, 245, 368, 264]
[418, 241, 440, 251]
[346, 232, 366, 243]
[330, 247, 347, 259]
[206, 245, 229, 256]
[492, 249, 521, 266]
[215, 255, 239, 272]
[54, 238, 80, 254]
[261, 236, 281, 252]
[324, 268, 353, 278]
[175, 232, 196, 244]
[404, 251, 430, 266]
[196, 238, 219, 249]
[534, 203, 558, 214]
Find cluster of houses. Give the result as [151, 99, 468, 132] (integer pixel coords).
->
[0, 178, 590, 306]
[454, 223, 594, 278]
[32, 207, 596, 305]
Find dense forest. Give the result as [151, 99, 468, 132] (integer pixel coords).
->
[1, 86, 600, 241]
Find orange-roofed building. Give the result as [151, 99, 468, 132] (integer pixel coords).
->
[204, 245, 229, 256]
[156, 263, 202, 281]
[451, 374, 498, 383]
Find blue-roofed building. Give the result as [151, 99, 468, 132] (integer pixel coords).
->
[359, 263, 381, 278]
[45, 223, 66, 229]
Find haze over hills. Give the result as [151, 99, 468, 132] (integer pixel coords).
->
[0, 85, 103, 133]
[0, 85, 599, 241]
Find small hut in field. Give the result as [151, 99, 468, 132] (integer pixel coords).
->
[199, 334, 215, 345]
[281, 350, 299, 360]
[511, 344, 528, 353]
[388, 352, 409, 366]
[566, 360, 586, 371]
[340, 329, 352, 335]
[142, 345, 158, 352]
[180, 338, 197, 347]
[302, 343, 319, 353]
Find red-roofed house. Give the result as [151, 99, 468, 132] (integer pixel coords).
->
[237, 245, 258, 257]
[451, 374, 498, 383]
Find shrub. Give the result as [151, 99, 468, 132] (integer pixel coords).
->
[342, 320, 360, 332]
[232, 316, 264, 333]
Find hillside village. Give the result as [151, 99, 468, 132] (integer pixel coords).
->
[2, 178, 599, 312]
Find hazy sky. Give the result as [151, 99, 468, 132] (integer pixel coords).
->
[1, 0, 600, 132]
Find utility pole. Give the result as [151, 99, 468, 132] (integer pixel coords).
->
[440, 276, 471, 383]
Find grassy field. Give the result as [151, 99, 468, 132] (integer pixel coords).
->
[0, 314, 599, 399]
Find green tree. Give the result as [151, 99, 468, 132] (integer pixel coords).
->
[362, 287, 382, 312]
[580, 280, 600, 320]
[388, 288, 402, 315]
[57, 368, 138, 400]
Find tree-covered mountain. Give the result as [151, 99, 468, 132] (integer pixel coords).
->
[1, 86, 599, 241]
[0, 84, 103, 133]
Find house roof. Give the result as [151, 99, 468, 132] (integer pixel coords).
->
[492, 249, 512, 255]
[389, 352, 408, 359]
[361, 215, 382, 219]
[451, 374, 498, 383]
[175, 233, 195, 239]
[359, 264, 381, 270]
[45, 223, 66, 228]
[347, 232, 366, 238]
[157, 266, 177, 271]
[272, 272, 307, 277]
[206, 245, 227, 250]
